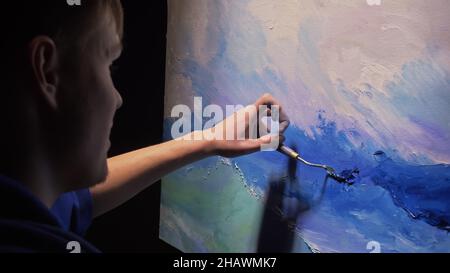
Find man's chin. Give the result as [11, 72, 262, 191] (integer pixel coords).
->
[93, 164, 109, 186]
[72, 163, 109, 190]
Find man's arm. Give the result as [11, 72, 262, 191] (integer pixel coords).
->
[90, 94, 289, 218]
[90, 132, 209, 218]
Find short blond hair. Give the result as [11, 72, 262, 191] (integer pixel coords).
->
[2, 0, 123, 56]
[54, 0, 124, 53]
[1, 1, 124, 91]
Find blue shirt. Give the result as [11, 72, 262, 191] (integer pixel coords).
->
[51, 190, 93, 236]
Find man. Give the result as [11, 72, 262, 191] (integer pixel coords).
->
[0, 1, 289, 252]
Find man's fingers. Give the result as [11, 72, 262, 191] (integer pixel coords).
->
[255, 93, 279, 107]
[255, 93, 290, 124]
[215, 133, 284, 157]
[280, 120, 290, 133]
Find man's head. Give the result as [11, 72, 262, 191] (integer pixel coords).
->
[0, 1, 124, 197]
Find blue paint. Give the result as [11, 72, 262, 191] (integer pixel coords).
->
[330, 168, 360, 185]
[164, 106, 450, 233]
[230, 114, 450, 233]
[371, 159, 450, 231]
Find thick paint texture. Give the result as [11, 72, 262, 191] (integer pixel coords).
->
[161, 0, 450, 252]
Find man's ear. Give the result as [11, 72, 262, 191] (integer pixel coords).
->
[28, 36, 60, 110]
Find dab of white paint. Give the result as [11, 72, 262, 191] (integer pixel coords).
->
[366, 0, 382, 6]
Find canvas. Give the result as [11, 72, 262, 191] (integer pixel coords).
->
[160, 0, 450, 253]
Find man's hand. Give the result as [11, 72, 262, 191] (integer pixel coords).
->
[206, 93, 290, 158]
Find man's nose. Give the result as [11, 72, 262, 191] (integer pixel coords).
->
[115, 89, 123, 110]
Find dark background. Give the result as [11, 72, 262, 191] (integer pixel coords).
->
[85, 1, 178, 253]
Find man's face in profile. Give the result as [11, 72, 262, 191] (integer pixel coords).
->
[57, 13, 123, 190]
